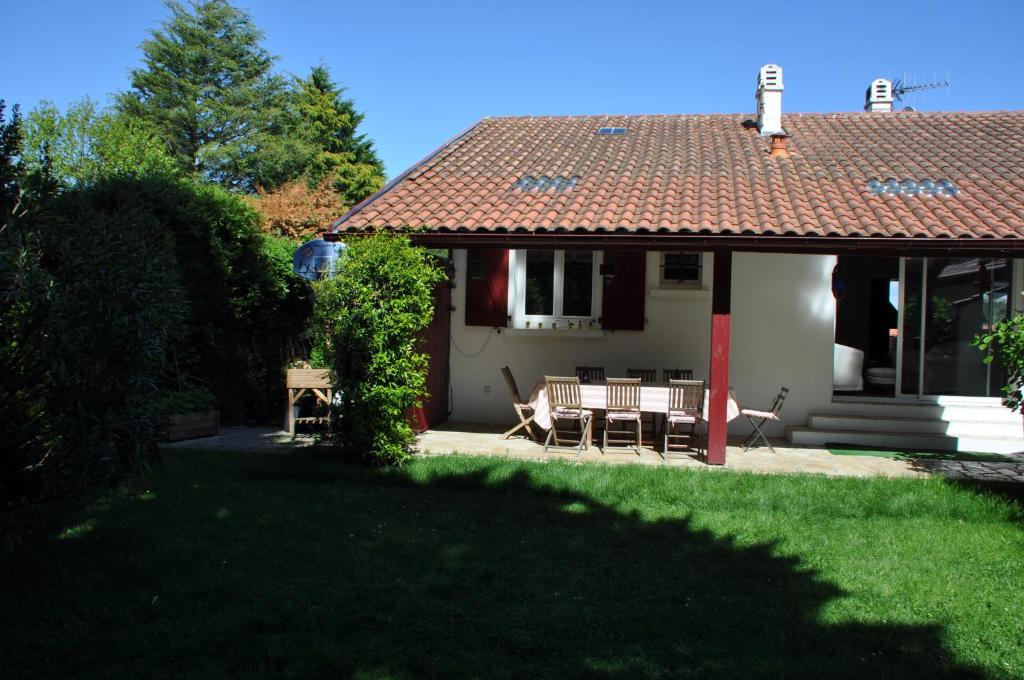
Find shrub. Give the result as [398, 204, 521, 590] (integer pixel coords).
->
[973, 307, 1024, 412]
[247, 176, 344, 240]
[312, 234, 445, 464]
[158, 382, 218, 417]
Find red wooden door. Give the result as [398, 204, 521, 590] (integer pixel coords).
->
[411, 273, 452, 432]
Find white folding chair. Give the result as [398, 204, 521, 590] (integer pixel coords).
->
[740, 386, 790, 453]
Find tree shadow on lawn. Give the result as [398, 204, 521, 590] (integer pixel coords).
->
[1, 453, 992, 680]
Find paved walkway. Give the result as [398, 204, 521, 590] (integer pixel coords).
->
[160, 424, 1024, 483]
[161, 426, 316, 452]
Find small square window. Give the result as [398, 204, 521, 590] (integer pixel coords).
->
[661, 252, 702, 286]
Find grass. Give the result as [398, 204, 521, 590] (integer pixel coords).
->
[2, 451, 1023, 679]
[827, 445, 1013, 462]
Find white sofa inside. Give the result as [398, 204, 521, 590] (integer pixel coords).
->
[833, 343, 864, 392]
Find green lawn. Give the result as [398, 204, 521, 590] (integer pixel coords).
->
[2, 451, 1023, 680]
[827, 445, 1013, 462]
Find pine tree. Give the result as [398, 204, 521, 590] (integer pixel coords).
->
[251, 65, 385, 205]
[118, 0, 284, 189]
[296, 66, 383, 195]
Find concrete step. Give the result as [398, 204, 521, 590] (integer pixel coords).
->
[825, 399, 1020, 423]
[787, 426, 1024, 454]
[806, 414, 1024, 439]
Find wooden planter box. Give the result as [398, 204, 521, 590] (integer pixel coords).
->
[163, 411, 220, 442]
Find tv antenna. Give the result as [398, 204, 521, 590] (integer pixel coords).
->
[890, 73, 950, 109]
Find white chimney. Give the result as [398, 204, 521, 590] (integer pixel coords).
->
[755, 64, 784, 136]
[865, 78, 894, 112]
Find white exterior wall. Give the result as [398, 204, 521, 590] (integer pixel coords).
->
[448, 249, 837, 436]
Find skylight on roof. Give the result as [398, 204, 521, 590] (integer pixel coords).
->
[512, 175, 579, 192]
[867, 178, 958, 196]
[596, 127, 628, 135]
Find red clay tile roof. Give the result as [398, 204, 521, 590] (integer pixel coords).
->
[333, 111, 1024, 240]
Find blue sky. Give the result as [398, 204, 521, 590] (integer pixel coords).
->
[4, 0, 1023, 178]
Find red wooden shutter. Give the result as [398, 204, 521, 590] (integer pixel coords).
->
[601, 251, 646, 331]
[465, 249, 509, 327]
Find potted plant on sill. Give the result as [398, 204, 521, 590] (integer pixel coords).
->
[159, 382, 219, 442]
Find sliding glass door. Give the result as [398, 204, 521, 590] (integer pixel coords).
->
[899, 257, 1010, 397]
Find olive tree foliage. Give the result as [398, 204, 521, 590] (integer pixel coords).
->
[974, 307, 1024, 412]
[1, 102, 186, 548]
[311, 235, 445, 464]
[21, 98, 178, 186]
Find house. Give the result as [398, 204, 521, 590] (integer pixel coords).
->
[329, 64, 1024, 461]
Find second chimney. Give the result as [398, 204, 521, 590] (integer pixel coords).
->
[865, 78, 894, 112]
[756, 64, 784, 136]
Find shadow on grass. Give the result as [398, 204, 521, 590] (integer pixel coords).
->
[0, 451, 993, 679]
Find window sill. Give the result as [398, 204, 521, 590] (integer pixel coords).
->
[505, 328, 605, 339]
[649, 287, 710, 299]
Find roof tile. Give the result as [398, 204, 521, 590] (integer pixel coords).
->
[337, 112, 1024, 239]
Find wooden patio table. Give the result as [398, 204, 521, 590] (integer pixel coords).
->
[527, 382, 741, 445]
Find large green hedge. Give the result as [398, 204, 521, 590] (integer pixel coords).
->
[72, 176, 312, 424]
[2, 100, 312, 545]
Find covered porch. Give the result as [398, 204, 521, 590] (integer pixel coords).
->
[411, 233, 1024, 465]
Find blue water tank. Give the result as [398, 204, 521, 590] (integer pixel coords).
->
[293, 238, 347, 281]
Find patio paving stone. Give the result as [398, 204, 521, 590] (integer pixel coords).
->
[159, 423, 1024, 484]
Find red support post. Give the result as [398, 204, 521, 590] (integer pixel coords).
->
[706, 250, 732, 465]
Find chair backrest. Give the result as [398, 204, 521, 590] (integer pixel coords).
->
[667, 379, 704, 415]
[606, 378, 641, 413]
[575, 366, 605, 383]
[501, 366, 524, 404]
[546, 376, 582, 409]
[770, 386, 790, 415]
[663, 368, 694, 383]
[626, 368, 657, 382]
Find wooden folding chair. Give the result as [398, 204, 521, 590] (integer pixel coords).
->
[663, 379, 705, 457]
[626, 368, 657, 382]
[662, 368, 694, 383]
[740, 386, 789, 453]
[626, 369, 657, 443]
[544, 376, 593, 454]
[604, 378, 642, 454]
[574, 365, 606, 384]
[500, 366, 538, 441]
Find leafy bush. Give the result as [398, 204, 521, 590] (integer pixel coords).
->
[247, 176, 345, 240]
[158, 383, 218, 417]
[973, 308, 1024, 412]
[312, 235, 445, 464]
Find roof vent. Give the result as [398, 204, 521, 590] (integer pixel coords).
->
[865, 78, 894, 112]
[755, 64, 784, 136]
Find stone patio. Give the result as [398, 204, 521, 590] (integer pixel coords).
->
[416, 422, 927, 478]
[160, 423, 1024, 483]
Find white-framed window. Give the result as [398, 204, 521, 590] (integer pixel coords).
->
[659, 252, 703, 287]
[510, 249, 602, 328]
